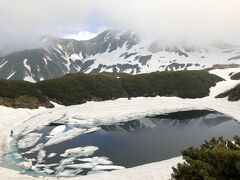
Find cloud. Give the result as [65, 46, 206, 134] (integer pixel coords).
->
[62, 27, 108, 40]
[64, 31, 98, 41]
[0, 0, 93, 54]
[95, 0, 240, 44]
[0, 0, 239, 54]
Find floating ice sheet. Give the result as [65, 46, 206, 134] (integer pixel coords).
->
[60, 146, 98, 158]
[66, 163, 98, 169]
[37, 150, 46, 164]
[49, 125, 66, 136]
[44, 128, 86, 146]
[77, 157, 113, 165]
[47, 153, 57, 158]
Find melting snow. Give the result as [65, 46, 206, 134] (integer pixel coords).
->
[7, 71, 16, 80]
[0, 68, 239, 179]
[17, 161, 32, 170]
[37, 150, 46, 163]
[21, 143, 44, 155]
[17, 133, 42, 149]
[13, 153, 22, 160]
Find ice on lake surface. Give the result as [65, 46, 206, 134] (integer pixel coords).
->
[9, 110, 240, 177]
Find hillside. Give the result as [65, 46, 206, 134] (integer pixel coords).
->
[0, 71, 222, 108]
[216, 84, 240, 101]
[230, 72, 240, 80]
[0, 30, 240, 82]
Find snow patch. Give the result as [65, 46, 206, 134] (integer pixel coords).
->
[0, 60, 7, 69]
[23, 59, 31, 74]
[7, 71, 16, 79]
[23, 76, 36, 83]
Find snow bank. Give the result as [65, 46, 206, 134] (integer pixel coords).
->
[56, 169, 82, 177]
[74, 156, 183, 180]
[92, 165, 125, 171]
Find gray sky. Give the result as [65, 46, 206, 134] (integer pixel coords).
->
[0, 0, 239, 53]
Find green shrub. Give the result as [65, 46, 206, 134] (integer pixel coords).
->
[172, 136, 240, 180]
[0, 70, 223, 108]
[231, 72, 240, 80]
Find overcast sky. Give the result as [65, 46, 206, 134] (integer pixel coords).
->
[0, 0, 239, 52]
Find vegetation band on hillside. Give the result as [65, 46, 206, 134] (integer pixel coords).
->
[0, 70, 223, 109]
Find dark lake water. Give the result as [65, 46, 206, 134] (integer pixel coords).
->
[15, 110, 240, 176]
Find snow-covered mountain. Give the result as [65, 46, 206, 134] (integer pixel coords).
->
[0, 29, 240, 82]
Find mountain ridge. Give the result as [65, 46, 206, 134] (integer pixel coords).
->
[0, 29, 240, 82]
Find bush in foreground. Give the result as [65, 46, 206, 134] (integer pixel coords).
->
[172, 136, 240, 180]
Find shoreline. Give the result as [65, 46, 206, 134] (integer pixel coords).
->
[0, 68, 239, 180]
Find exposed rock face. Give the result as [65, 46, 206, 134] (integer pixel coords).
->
[212, 64, 240, 69]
